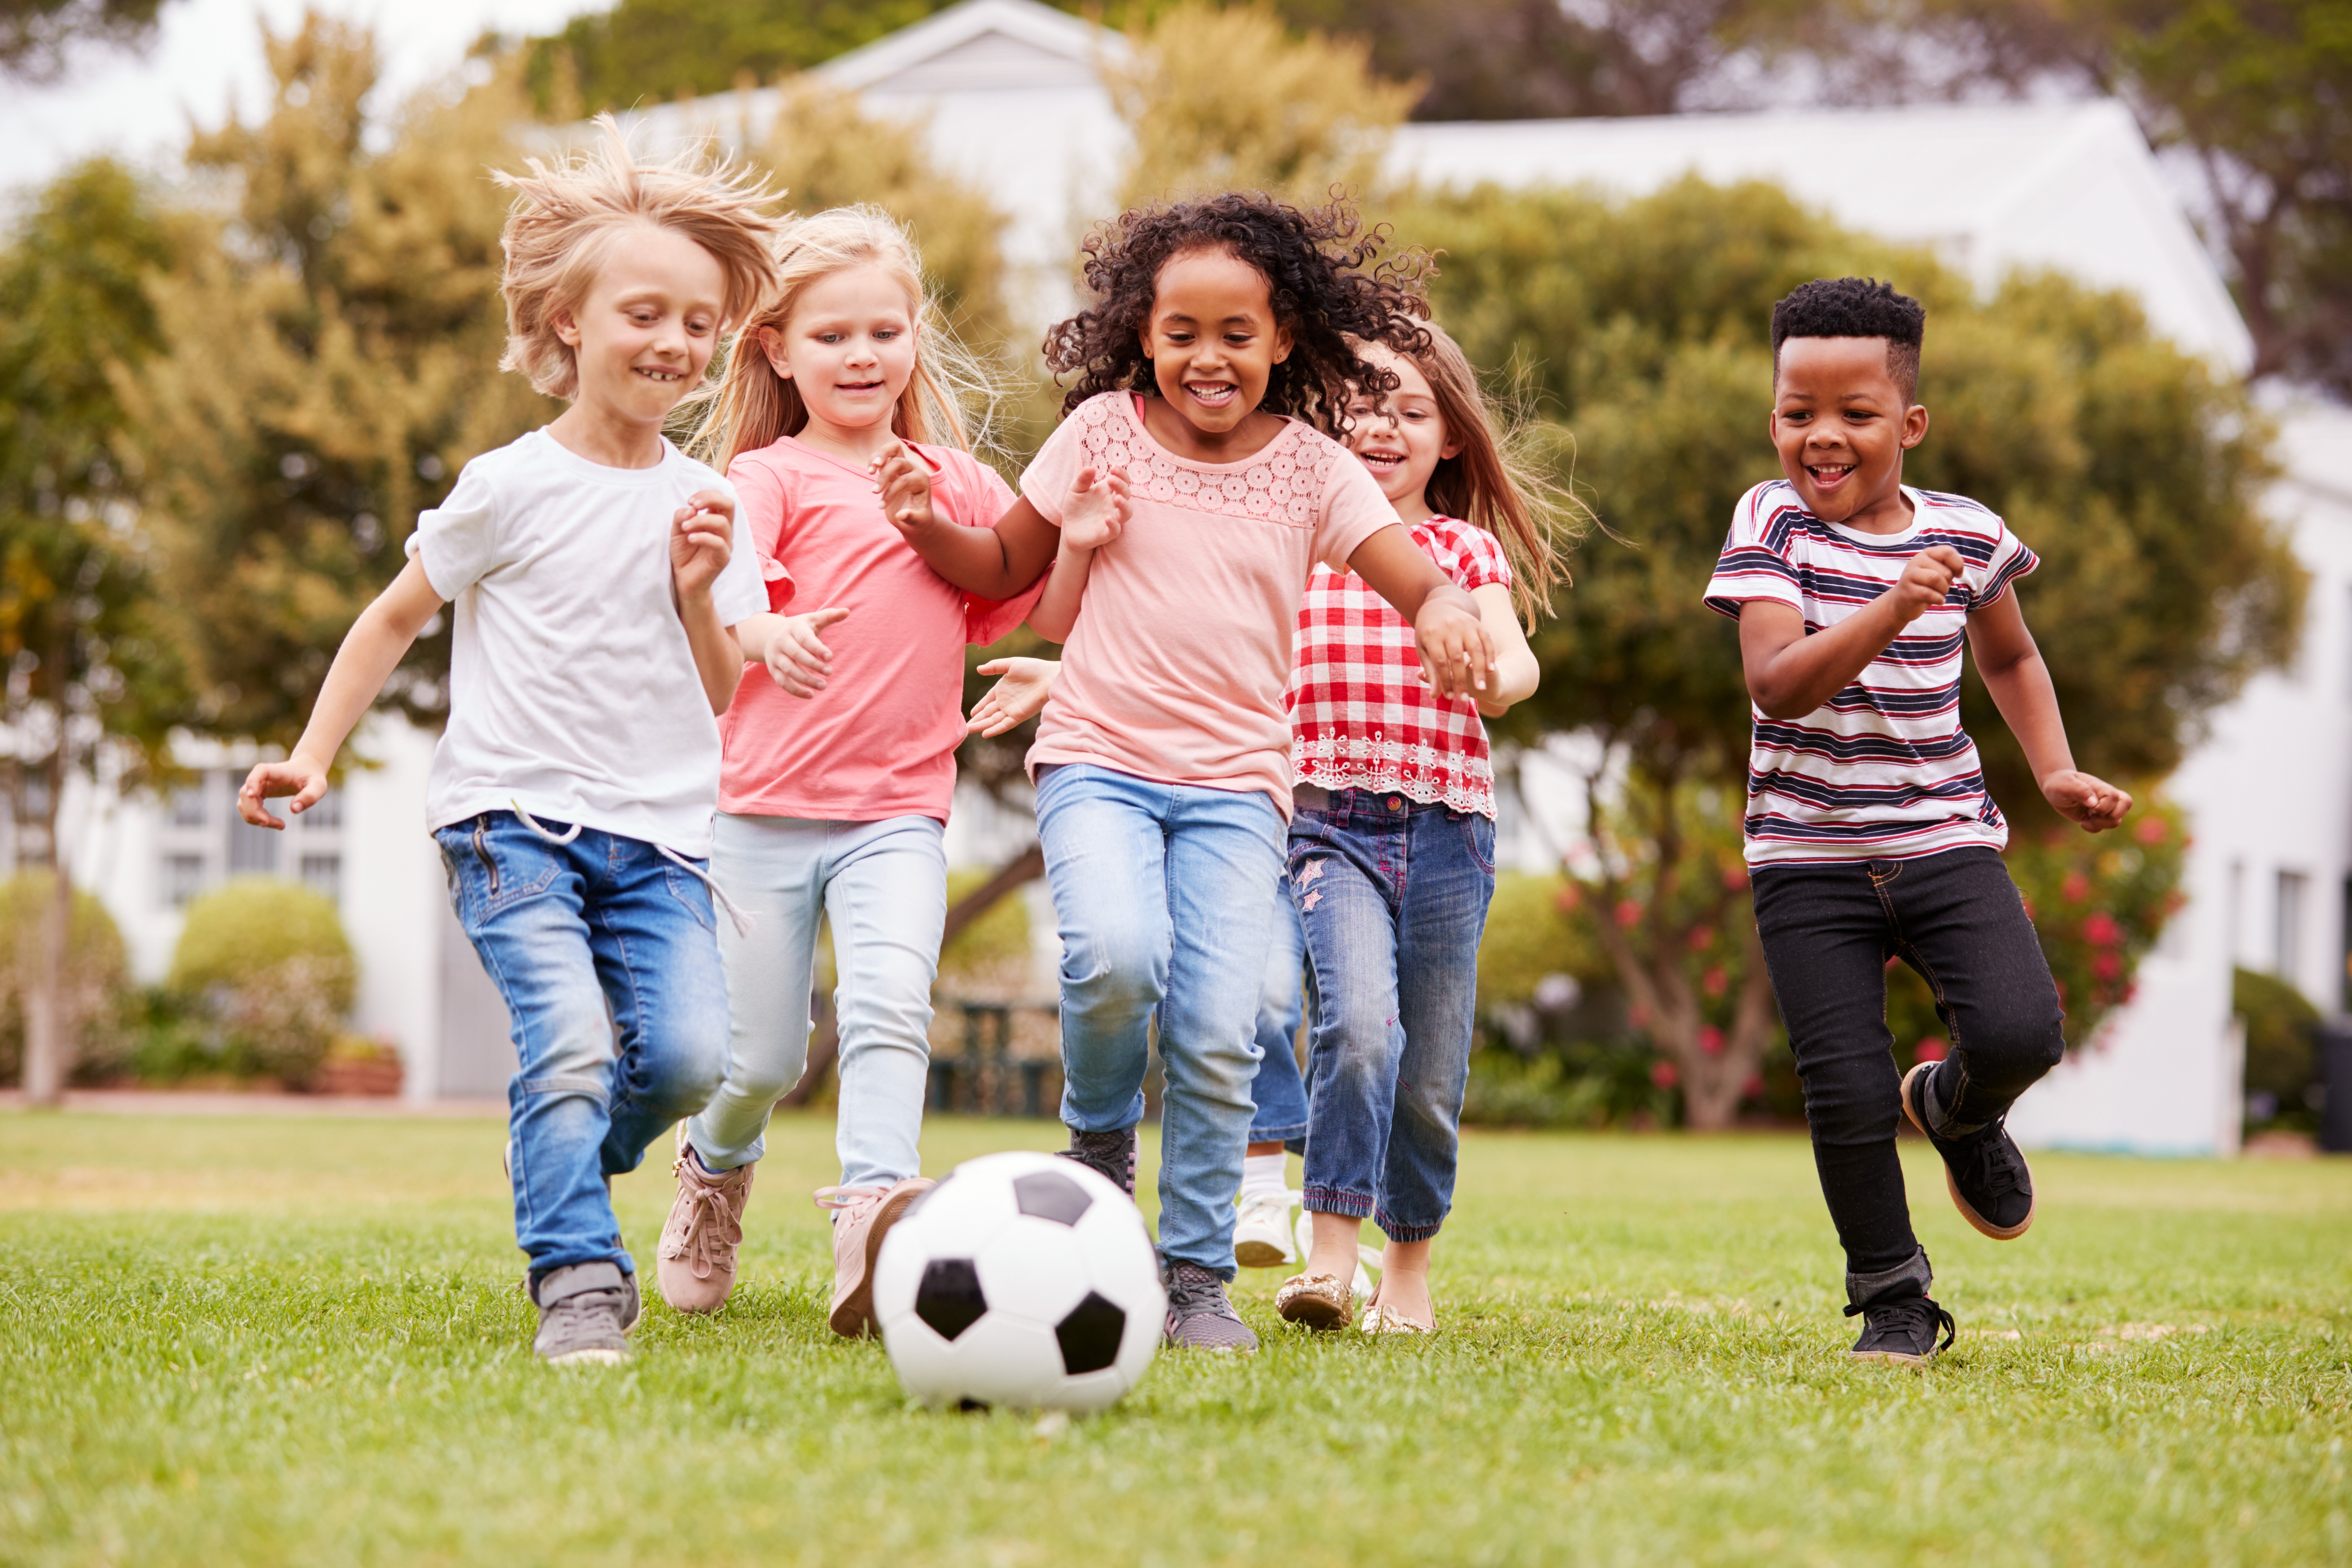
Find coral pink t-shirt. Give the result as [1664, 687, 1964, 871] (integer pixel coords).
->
[718, 435, 1041, 822]
[1021, 392, 1398, 817]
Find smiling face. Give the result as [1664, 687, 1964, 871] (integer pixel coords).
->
[1345, 343, 1459, 518]
[759, 264, 920, 439]
[1144, 246, 1292, 440]
[555, 222, 729, 434]
[1769, 335, 1929, 531]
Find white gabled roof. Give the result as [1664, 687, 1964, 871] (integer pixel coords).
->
[1389, 101, 2253, 373]
[816, 0, 1129, 95]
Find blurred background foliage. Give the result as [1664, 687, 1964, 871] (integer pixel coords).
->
[0, 0, 2334, 1119]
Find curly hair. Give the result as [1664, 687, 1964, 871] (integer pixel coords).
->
[1769, 277, 1926, 403]
[1042, 191, 1432, 434]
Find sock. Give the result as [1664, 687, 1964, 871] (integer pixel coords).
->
[1240, 1152, 1288, 1203]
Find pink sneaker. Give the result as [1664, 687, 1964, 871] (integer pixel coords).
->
[656, 1132, 754, 1314]
[816, 1178, 933, 1338]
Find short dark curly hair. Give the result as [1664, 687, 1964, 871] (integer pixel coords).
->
[1770, 277, 1926, 403]
[1041, 191, 1433, 433]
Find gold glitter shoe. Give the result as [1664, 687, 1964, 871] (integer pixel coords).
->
[1274, 1270, 1353, 1331]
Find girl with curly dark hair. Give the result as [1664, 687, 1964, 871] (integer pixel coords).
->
[890, 191, 1496, 1350]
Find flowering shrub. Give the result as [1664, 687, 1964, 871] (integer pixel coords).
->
[1888, 795, 2186, 1056]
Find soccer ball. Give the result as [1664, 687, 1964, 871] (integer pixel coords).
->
[873, 1150, 1165, 1412]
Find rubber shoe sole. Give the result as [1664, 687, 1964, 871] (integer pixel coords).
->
[1901, 1060, 2036, 1240]
[1234, 1237, 1290, 1268]
[827, 1179, 930, 1338]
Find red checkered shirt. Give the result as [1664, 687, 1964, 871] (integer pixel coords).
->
[1286, 516, 1512, 818]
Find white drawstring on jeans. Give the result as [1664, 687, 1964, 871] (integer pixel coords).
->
[509, 802, 583, 845]
[658, 844, 756, 938]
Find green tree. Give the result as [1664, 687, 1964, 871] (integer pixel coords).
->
[1111, 0, 1418, 209]
[0, 158, 185, 1102]
[120, 16, 554, 751]
[1, 0, 164, 80]
[1392, 175, 2301, 1126]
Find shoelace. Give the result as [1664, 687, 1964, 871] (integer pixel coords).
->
[1165, 1262, 1241, 1319]
[813, 1184, 890, 1217]
[1845, 1295, 1958, 1355]
[664, 1161, 743, 1279]
[1964, 1128, 2028, 1196]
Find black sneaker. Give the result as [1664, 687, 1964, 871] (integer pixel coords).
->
[1059, 1126, 1138, 1196]
[1901, 1060, 2037, 1240]
[1846, 1292, 1957, 1364]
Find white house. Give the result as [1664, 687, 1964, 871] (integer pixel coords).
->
[55, 0, 2349, 1145]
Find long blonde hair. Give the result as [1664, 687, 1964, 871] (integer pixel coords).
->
[1406, 323, 1588, 628]
[688, 204, 1001, 470]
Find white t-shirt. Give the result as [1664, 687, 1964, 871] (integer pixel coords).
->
[1701, 480, 2040, 865]
[407, 428, 765, 858]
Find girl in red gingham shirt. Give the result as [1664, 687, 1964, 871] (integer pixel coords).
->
[970, 323, 1578, 1335]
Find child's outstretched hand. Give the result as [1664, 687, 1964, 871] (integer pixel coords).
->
[967, 657, 1060, 737]
[763, 607, 850, 698]
[1060, 465, 1130, 552]
[1888, 546, 1965, 625]
[873, 442, 937, 537]
[237, 754, 328, 831]
[2043, 770, 2131, 834]
[672, 489, 736, 599]
[1413, 595, 1498, 702]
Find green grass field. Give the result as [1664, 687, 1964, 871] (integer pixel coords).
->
[2, 1111, 2347, 1567]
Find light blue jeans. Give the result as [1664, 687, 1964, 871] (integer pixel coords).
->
[435, 812, 729, 1286]
[1249, 878, 1311, 1149]
[1035, 764, 1286, 1278]
[1290, 790, 1494, 1242]
[688, 813, 946, 1189]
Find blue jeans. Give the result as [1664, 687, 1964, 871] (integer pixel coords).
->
[435, 812, 729, 1284]
[1289, 790, 1494, 1243]
[690, 812, 945, 1188]
[1248, 880, 1311, 1149]
[1035, 764, 1286, 1278]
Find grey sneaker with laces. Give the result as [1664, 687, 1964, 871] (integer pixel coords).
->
[1059, 1126, 1138, 1196]
[1162, 1260, 1258, 1352]
[531, 1261, 641, 1366]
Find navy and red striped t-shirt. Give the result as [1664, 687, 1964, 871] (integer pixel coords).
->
[1702, 480, 2039, 865]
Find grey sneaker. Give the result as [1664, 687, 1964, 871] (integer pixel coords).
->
[1060, 1126, 1138, 1196]
[1162, 1260, 1258, 1352]
[531, 1261, 641, 1366]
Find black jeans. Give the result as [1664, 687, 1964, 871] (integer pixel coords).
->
[1751, 847, 2064, 1292]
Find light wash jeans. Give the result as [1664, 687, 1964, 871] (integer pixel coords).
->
[1289, 789, 1494, 1242]
[1035, 764, 1286, 1278]
[687, 812, 946, 1189]
[434, 811, 729, 1286]
[1248, 877, 1311, 1149]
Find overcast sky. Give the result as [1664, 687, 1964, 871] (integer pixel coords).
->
[1, 0, 609, 203]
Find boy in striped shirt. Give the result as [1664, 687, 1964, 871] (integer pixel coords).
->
[1703, 277, 2130, 1364]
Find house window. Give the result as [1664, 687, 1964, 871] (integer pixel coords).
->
[227, 812, 278, 876]
[300, 853, 342, 902]
[163, 854, 206, 907]
[2275, 870, 2308, 987]
[303, 788, 344, 829]
[167, 783, 207, 828]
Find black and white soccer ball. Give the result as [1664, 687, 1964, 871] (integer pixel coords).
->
[873, 1150, 1165, 1412]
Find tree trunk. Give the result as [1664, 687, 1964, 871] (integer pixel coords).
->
[779, 842, 1047, 1108]
[21, 760, 76, 1104]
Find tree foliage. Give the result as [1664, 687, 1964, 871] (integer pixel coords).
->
[0, 0, 161, 81]
[1384, 175, 2300, 1124]
[119, 18, 554, 750]
[1110, 0, 1417, 210]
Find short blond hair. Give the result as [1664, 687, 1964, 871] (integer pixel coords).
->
[687, 204, 1006, 470]
[495, 115, 785, 399]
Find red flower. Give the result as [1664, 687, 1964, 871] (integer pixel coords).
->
[1914, 1038, 1948, 1062]
[1699, 1025, 1725, 1055]
[1742, 1073, 1765, 1099]
[1721, 865, 1750, 891]
[2093, 952, 2122, 981]
[1688, 926, 1716, 952]
[1702, 966, 1728, 998]
[1651, 1060, 1680, 1089]
[2134, 815, 2169, 846]
[2062, 871, 2091, 902]
[1615, 899, 1642, 929]
[1629, 1003, 1651, 1030]
[1556, 884, 1583, 913]
[2083, 911, 2120, 947]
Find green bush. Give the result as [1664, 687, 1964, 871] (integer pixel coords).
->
[0, 871, 132, 1085]
[2235, 966, 2321, 1132]
[1476, 871, 1608, 1010]
[168, 878, 356, 1087]
[938, 867, 1031, 979]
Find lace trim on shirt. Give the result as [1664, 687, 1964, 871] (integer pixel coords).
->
[1295, 735, 1496, 817]
[1071, 395, 1336, 524]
